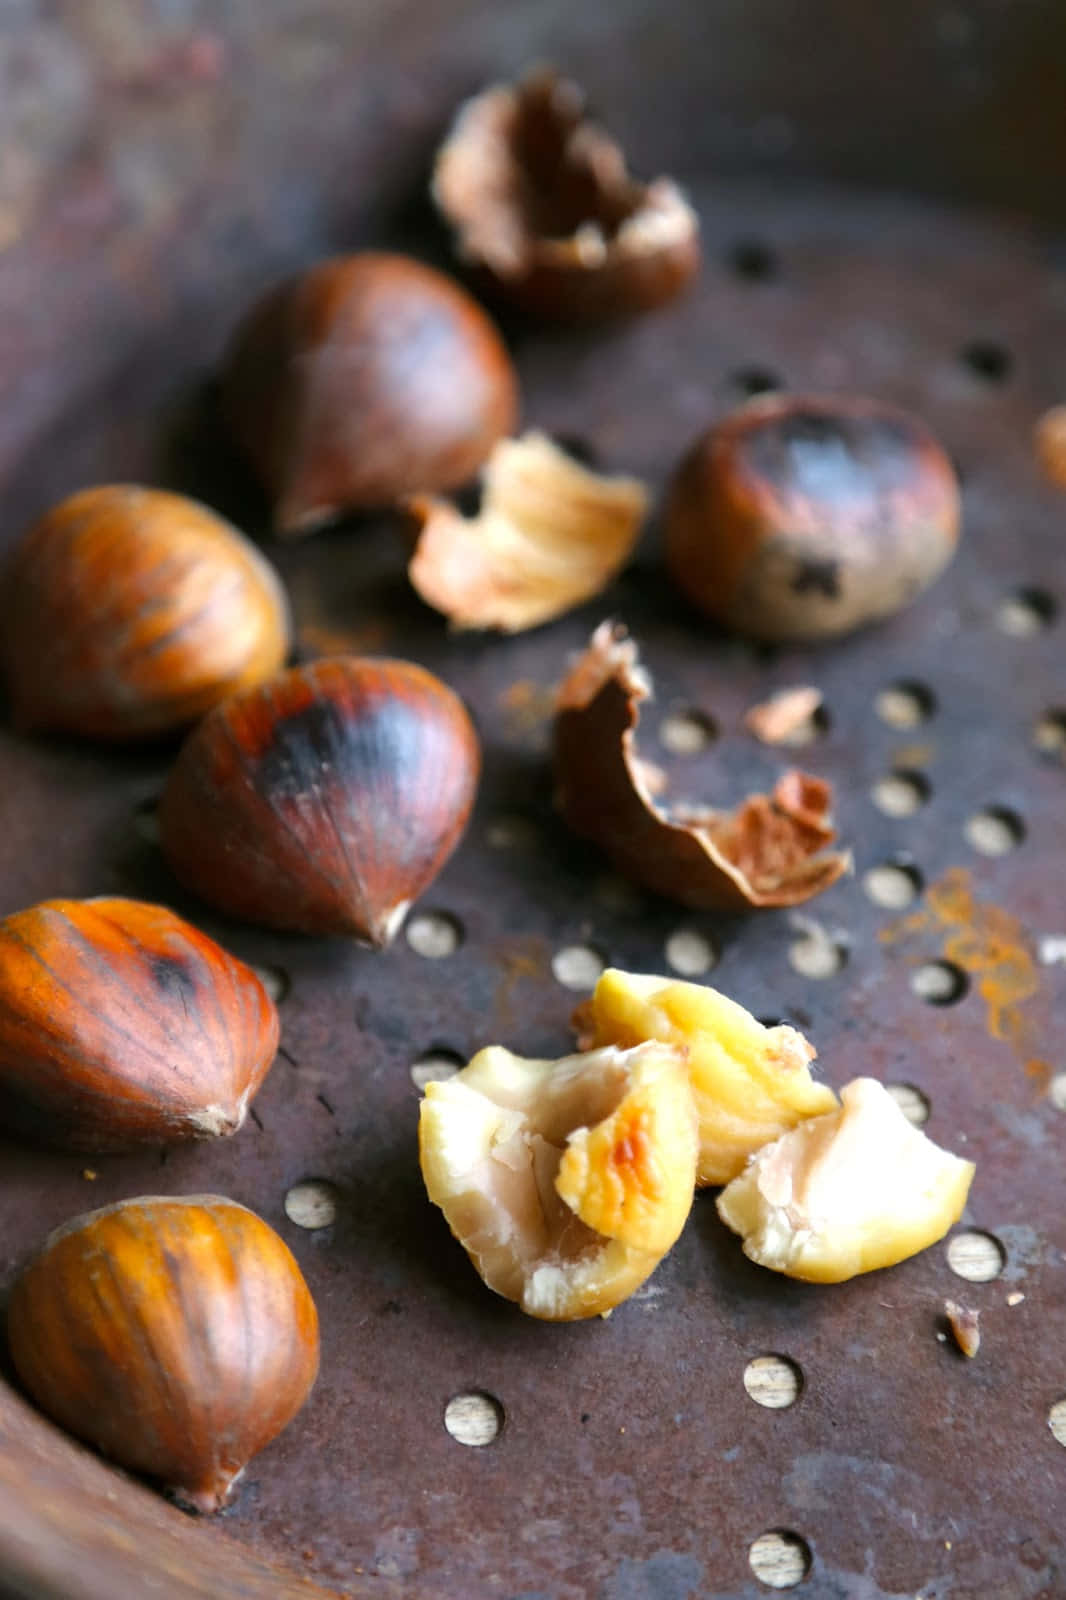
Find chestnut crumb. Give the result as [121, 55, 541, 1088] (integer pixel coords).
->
[745, 686, 824, 745]
[944, 1299, 981, 1358]
[434, 68, 700, 322]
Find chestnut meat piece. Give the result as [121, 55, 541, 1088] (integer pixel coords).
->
[433, 68, 700, 322]
[666, 394, 960, 641]
[221, 253, 518, 535]
[0, 487, 290, 740]
[160, 657, 480, 943]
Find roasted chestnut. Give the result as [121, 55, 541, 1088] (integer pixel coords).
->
[160, 656, 480, 943]
[0, 486, 291, 740]
[433, 68, 701, 322]
[7, 1196, 319, 1512]
[221, 252, 519, 535]
[0, 897, 278, 1151]
[665, 394, 961, 641]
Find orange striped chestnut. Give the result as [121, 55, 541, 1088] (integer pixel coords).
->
[8, 1196, 320, 1512]
[160, 656, 480, 943]
[0, 897, 278, 1151]
[0, 486, 291, 740]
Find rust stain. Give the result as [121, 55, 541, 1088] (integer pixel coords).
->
[892, 742, 935, 767]
[491, 935, 551, 1029]
[881, 867, 1051, 1086]
[500, 679, 556, 737]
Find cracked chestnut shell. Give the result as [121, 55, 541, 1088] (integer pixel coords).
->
[0, 486, 291, 740]
[160, 657, 480, 942]
[0, 897, 278, 1151]
[221, 252, 518, 535]
[665, 393, 961, 641]
[7, 1195, 319, 1512]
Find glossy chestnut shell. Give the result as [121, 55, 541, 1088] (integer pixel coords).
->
[159, 656, 480, 942]
[0, 897, 279, 1151]
[7, 1196, 320, 1513]
[0, 486, 291, 740]
[221, 252, 519, 535]
[665, 393, 961, 641]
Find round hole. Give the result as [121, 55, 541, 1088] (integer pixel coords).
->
[728, 239, 778, 281]
[862, 862, 924, 909]
[964, 806, 1025, 856]
[962, 340, 1013, 383]
[885, 1082, 931, 1127]
[749, 1531, 812, 1589]
[1049, 1073, 1066, 1111]
[444, 1392, 503, 1448]
[910, 960, 969, 1005]
[133, 796, 160, 844]
[732, 367, 783, 399]
[486, 814, 539, 850]
[249, 964, 290, 1005]
[874, 682, 936, 729]
[410, 1048, 464, 1091]
[1033, 710, 1066, 757]
[788, 932, 848, 980]
[743, 1355, 803, 1410]
[997, 588, 1057, 637]
[552, 944, 605, 991]
[1049, 1398, 1066, 1447]
[284, 1179, 339, 1230]
[406, 912, 463, 959]
[871, 770, 931, 817]
[947, 1229, 1006, 1282]
[659, 710, 717, 755]
[665, 928, 719, 978]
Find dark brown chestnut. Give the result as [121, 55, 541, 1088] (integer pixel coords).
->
[0, 486, 291, 740]
[221, 252, 519, 535]
[0, 897, 278, 1151]
[159, 656, 480, 943]
[665, 393, 961, 641]
[8, 1196, 319, 1512]
[433, 68, 701, 323]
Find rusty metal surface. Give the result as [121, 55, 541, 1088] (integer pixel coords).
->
[2, 7, 1066, 1600]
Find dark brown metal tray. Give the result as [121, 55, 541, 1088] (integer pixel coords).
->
[1, 6, 1065, 1598]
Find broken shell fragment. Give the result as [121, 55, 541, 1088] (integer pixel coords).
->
[418, 1041, 698, 1320]
[433, 69, 700, 322]
[407, 432, 648, 632]
[1034, 405, 1066, 489]
[716, 1077, 975, 1283]
[553, 622, 850, 909]
[578, 968, 837, 1186]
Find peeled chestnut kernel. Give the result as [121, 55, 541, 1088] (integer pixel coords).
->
[666, 393, 961, 641]
[419, 1040, 698, 1320]
[221, 252, 518, 535]
[407, 431, 648, 632]
[717, 1078, 975, 1283]
[160, 656, 480, 942]
[434, 68, 700, 322]
[578, 968, 837, 1187]
[8, 1196, 319, 1512]
[0, 897, 278, 1151]
[554, 622, 849, 910]
[0, 486, 291, 740]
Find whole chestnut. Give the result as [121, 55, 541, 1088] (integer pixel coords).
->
[665, 394, 961, 641]
[0, 486, 291, 740]
[160, 656, 480, 943]
[7, 1195, 320, 1512]
[221, 252, 519, 535]
[0, 897, 278, 1151]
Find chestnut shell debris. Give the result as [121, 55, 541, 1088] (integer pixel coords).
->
[407, 431, 648, 631]
[433, 68, 700, 322]
[553, 622, 850, 909]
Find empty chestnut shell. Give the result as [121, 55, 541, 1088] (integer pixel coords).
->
[0, 897, 279, 1151]
[665, 393, 961, 641]
[0, 486, 291, 740]
[433, 68, 701, 322]
[160, 656, 480, 943]
[8, 1195, 319, 1512]
[221, 252, 519, 535]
